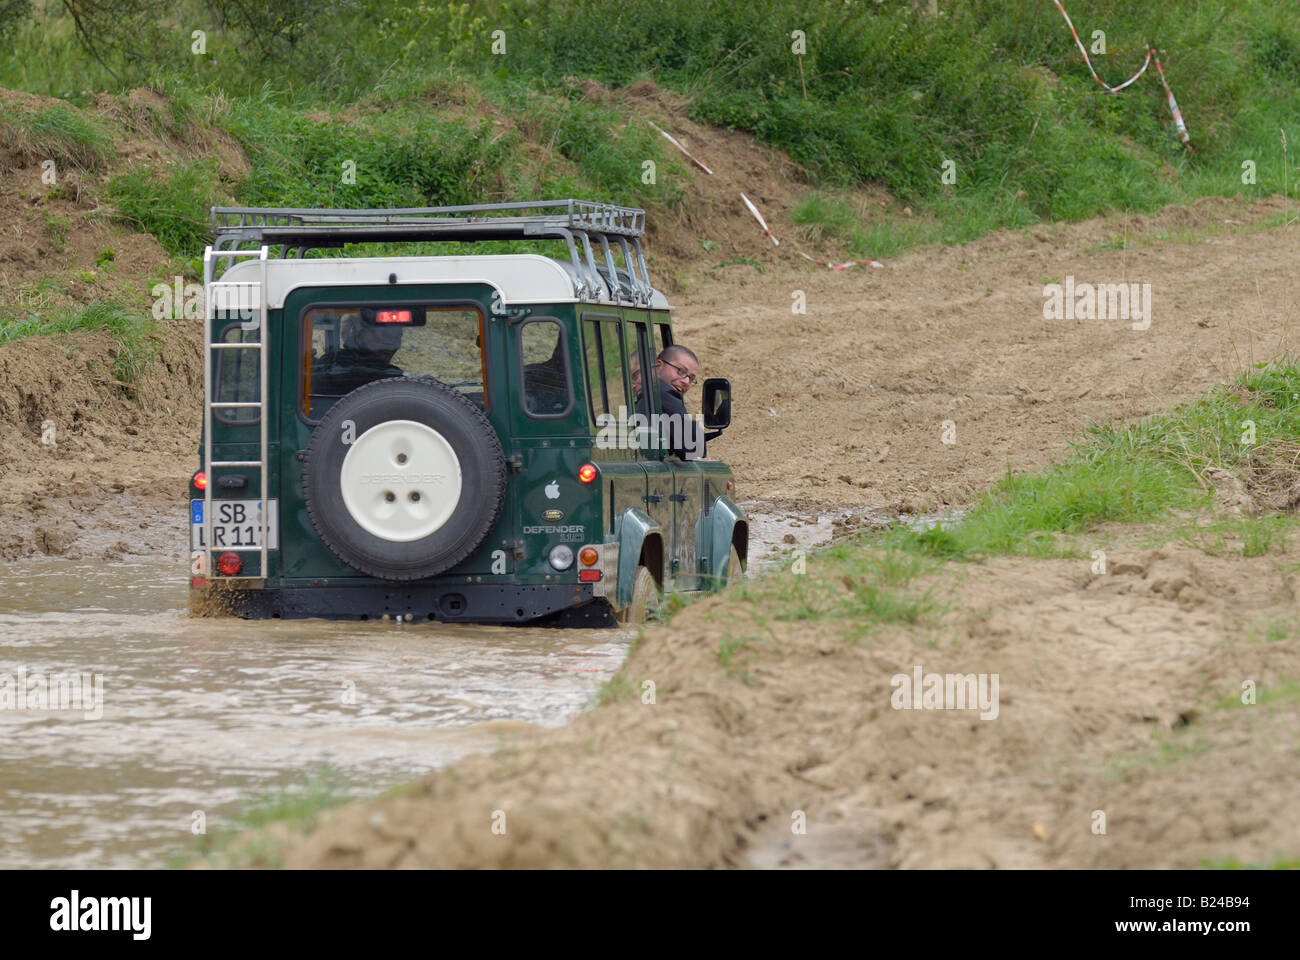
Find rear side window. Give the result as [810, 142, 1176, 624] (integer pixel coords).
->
[624, 319, 653, 418]
[581, 316, 628, 429]
[519, 319, 573, 418]
[300, 305, 486, 421]
[655, 322, 672, 359]
[214, 323, 259, 425]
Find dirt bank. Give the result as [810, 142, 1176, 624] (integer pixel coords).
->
[681, 193, 1298, 514]
[0, 322, 199, 561]
[262, 527, 1299, 869]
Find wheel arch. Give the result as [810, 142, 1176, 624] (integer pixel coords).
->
[708, 496, 748, 588]
[615, 507, 664, 608]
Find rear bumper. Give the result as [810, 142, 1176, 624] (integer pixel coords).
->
[190, 580, 615, 626]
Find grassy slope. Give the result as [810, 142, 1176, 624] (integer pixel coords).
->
[2, 0, 1299, 259]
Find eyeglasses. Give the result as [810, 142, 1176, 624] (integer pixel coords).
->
[658, 358, 697, 385]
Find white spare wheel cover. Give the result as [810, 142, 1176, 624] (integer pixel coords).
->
[339, 419, 463, 542]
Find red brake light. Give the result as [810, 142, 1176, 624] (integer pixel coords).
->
[578, 463, 597, 483]
[375, 310, 411, 323]
[578, 569, 601, 582]
[217, 552, 242, 576]
[193, 471, 207, 491]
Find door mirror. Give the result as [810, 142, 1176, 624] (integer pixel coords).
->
[702, 377, 731, 430]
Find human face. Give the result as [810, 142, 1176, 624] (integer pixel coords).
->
[657, 354, 698, 393]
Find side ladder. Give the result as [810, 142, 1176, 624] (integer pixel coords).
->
[201, 245, 270, 581]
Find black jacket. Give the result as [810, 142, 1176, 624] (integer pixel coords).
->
[657, 381, 720, 460]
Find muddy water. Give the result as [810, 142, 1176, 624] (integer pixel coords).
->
[0, 559, 631, 869]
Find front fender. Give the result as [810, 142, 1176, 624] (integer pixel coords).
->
[615, 507, 664, 608]
[707, 496, 748, 589]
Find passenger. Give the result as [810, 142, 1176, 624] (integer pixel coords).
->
[654, 344, 719, 460]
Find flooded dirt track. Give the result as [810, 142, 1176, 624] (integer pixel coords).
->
[0, 559, 631, 868]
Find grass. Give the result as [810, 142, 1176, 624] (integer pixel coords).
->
[0, 2, 1297, 265]
[167, 765, 356, 869]
[0, 101, 113, 170]
[1201, 855, 1300, 870]
[872, 363, 1300, 561]
[1176, 514, 1300, 558]
[0, 300, 158, 389]
[1106, 729, 1212, 783]
[106, 160, 226, 256]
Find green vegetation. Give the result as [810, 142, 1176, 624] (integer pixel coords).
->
[167, 765, 356, 869]
[106, 160, 226, 256]
[880, 364, 1300, 560]
[0, 1, 1296, 264]
[0, 102, 112, 170]
[1201, 855, 1300, 870]
[0, 301, 158, 389]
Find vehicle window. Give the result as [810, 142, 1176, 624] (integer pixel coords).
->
[301, 305, 485, 420]
[581, 317, 628, 429]
[214, 323, 259, 425]
[520, 319, 572, 418]
[625, 319, 653, 418]
[655, 322, 672, 359]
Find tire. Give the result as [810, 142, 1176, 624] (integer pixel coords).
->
[726, 545, 744, 587]
[618, 565, 658, 625]
[302, 377, 506, 581]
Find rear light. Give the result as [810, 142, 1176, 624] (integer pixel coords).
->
[578, 463, 597, 483]
[375, 309, 412, 323]
[217, 552, 242, 576]
[191, 577, 208, 589]
[578, 569, 601, 582]
[579, 547, 598, 566]
[193, 471, 207, 491]
[548, 544, 574, 571]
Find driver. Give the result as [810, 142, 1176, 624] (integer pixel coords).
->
[311, 320, 405, 411]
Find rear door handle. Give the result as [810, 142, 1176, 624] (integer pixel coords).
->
[669, 493, 688, 502]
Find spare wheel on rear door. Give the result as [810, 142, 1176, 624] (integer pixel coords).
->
[302, 377, 506, 580]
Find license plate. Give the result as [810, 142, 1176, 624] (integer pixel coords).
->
[190, 499, 279, 550]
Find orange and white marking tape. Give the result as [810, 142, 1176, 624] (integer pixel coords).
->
[1051, 0, 1191, 149]
[740, 192, 779, 246]
[1152, 51, 1191, 147]
[647, 120, 714, 175]
[797, 251, 884, 270]
[1051, 0, 1151, 92]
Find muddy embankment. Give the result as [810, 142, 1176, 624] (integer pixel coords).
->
[239, 197, 1299, 869]
[3, 82, 1299, 868]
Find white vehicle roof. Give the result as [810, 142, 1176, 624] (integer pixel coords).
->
[216, 253, 672, 311]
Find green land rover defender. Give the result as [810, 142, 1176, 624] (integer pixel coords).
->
[189, 200, 746, 626]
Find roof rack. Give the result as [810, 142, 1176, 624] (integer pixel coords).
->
[208, 199, 654, 304]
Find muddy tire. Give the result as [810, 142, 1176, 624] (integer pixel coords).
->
[618, 565, 659, 625]
[726, 545, 744, 587]
[301, 378, 506, 581]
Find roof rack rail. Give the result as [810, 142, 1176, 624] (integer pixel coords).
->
[208, 199, 655, 304]
[210, 199, 645, 249]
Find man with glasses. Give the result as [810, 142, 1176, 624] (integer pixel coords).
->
[654, 344, 719, 460]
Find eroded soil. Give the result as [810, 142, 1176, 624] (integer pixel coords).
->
[2, 85, 1299, 868]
